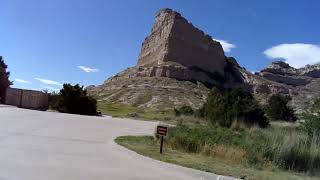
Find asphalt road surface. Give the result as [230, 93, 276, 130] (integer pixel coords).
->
[0, 105, 237, 180]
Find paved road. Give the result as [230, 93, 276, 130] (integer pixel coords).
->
[0, 106, 237, 180]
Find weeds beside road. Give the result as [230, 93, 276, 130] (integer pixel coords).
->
[116, 123, 320, 180]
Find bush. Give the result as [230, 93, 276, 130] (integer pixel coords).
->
[174, 106, 194, 116]
[50, 84, 97, 115]
[265, 94, 296, 122]
[200, 88, 268, 128]
[311, 98, 320, 113]
[48, 91, 61, 110]
[302, 114, 320, 138]
[168, 124, 246, 153]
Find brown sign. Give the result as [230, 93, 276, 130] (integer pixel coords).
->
[157, 125, 168, 136]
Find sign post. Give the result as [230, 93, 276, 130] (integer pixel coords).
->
[156, 125, 168, 154]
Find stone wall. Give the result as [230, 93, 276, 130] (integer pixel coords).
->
[137, 8, 226, 75]
[5, 88, 48, 110]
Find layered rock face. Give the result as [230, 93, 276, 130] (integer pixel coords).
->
[257, 61, 320, 87]
[258, 61, 311, 86]
[137, 8, 226, 75]
[256, 61, 320, 110]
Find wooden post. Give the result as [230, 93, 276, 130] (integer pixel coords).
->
[160, 136, 164, 154]
[156, 125, 168, 154]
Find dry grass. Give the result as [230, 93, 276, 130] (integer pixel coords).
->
[201, 144, 247, 164]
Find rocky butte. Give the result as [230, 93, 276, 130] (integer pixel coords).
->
[88, 8, 320, 111]
[137, 9, 226, 75]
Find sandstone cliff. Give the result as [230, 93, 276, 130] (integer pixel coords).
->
[137, 8, 226, 75]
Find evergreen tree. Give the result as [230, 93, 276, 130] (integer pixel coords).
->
[0, 56, 11, 103]
[265, 94, 296, 122]
[200, 87, 268, 128]
[50, 84, 97, 115]
[201, 87, 226, 125]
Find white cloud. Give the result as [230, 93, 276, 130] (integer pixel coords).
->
[35, 78, 62, 86]
[15, 78, 31, 84]
[213, 39, 236, 53]
[77, 66, 99, 73]
[264, 43, 320, 68]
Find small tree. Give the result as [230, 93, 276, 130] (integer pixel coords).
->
[265, 94, 296, 122]
[201, 87, 226, 125]
[200, 87, 268, 128]
[174, 106, 194, 116]
[0, 56, 12, 103]
[51, 84, 97, 115]
[47, 91, 61, 110]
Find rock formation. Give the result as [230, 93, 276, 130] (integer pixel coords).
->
[137, 9, 226, 75]
[88, 8, 248, 109]
[88, 8, 320, 111]
[256, 61, 320, 111]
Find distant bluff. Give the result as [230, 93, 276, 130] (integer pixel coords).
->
[88, 9, 320, 111]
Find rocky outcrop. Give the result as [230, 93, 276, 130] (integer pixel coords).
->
[104, 65, 222, 88]
[137, 8, 226, 75]
[258, 61, 319, 87]
[299, 64, 320, 78]
[254, 61, 320, 110]
[260, 61, 297, 75]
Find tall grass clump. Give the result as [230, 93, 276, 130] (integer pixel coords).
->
[245, 126, 320, 174]
[167, 124, 246, 152]
[167, 123, 320, 174]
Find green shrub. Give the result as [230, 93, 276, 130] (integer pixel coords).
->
[265, 94, 296, 122]
[50, 84, 97, 115]
[168, 124, 246, 153]
[200, 88, 268, 128]
[48, 92, 61, 110]
[311, 98, 320, 113]
[302, 113, 320, 138]
[174, 106, 194, 116]
[200, 88, 226, 124]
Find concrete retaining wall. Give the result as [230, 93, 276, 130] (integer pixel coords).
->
[5, 88, 49, 110]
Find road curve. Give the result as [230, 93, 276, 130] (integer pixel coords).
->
[0, 106, 237, 180]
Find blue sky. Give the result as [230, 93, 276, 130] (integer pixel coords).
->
[1, 0, 320, 91]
